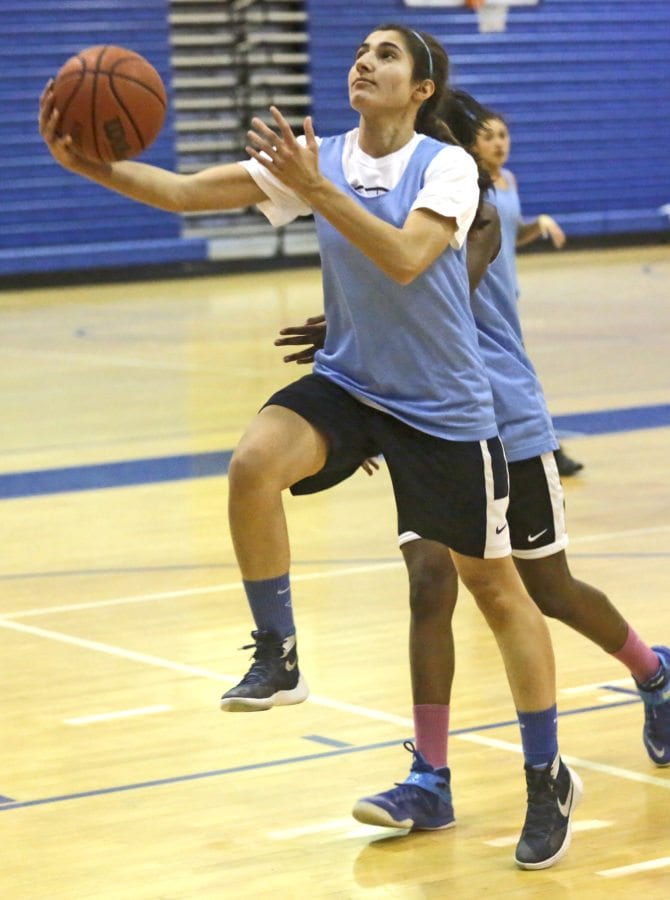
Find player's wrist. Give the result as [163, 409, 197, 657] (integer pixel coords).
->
[537, 214, 551, 239]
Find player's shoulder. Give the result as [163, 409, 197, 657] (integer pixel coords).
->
[426, 141, 478, 176]
[501, 166, 518, 189]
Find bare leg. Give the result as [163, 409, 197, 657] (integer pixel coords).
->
[514, 551, 628, 652]
[451, 551, 555, 712]
[227, 404, 328, 579]
[402, 539, 458, 705]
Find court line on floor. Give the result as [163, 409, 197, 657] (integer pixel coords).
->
[3, 522, 669, 621]
[64, 705, 172, 725]
[1, 617, 666, 810]
[457, 733, 670, 789]
[0, 561, 404, 620]
[0, 616, 646, 731]
[597, 856, 670, 878]
[1, 699, 664, 814]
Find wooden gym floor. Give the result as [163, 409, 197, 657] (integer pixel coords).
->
[1, 244, 669, 898]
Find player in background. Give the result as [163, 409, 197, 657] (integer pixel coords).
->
[471, 109, 583, 477]
[41, 24, 581, 870]
[275, 89, 670, 844]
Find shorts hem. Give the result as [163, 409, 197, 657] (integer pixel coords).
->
[512, 535, 569, 560]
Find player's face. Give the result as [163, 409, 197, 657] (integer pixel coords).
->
[348, 30, 418, 114]
[473, 117, 510, 171]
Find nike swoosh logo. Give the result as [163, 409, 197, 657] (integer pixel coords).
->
[496, 523, 508, 534]
[647, 738, 668, 760]
[285, 658, 297, 671]
[528, 528, 549, 543]
[557, 780, 574, 818]
[277, 587, 290, 595]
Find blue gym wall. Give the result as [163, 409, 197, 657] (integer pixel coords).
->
[307, 0, 670, 236]
[0, 0, 205, 277]
[2, 0, 669, 279]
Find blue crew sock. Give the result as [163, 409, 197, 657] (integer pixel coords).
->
[517, 705, 559, 769]
[243, 574, 295, 639]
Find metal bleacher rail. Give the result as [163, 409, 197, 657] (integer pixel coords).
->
[0, 0, 314, 280]
[169, 0, 317, 261]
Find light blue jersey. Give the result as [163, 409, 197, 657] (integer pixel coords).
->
[312, 134, 497, 442]
[475, 170, 557, 461]
[485, 168, 523, 340]
[472, 280, 557, 462]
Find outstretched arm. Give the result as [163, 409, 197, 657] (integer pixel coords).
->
[39, 81, 268, 213]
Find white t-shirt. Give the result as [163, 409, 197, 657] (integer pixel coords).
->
[240, 129, 478, 249]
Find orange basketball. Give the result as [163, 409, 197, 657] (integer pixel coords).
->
[52, 45, 167, 163]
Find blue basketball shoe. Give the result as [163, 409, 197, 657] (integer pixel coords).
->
[220, 630, 309, 712]
[637, 645, 670, 767]
[515, 754, 583, 870]
[352, 741, 455, 831]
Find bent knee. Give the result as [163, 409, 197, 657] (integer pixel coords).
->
[527, 586, 573, 622]
[228, 442, 277, 492]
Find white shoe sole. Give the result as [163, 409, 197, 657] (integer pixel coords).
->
[352, 799, 456, 831]
[219, 674, 309, 712]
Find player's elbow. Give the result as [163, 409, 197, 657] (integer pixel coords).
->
[386, 254, 425, 285]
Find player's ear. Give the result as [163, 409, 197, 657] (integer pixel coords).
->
[414, 79, 435, 105]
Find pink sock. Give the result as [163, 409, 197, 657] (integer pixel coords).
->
[612, 626, 660, 685]
[413, 704, 450, 769]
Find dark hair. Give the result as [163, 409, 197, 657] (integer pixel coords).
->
[437, 89, 500, 150]
[375, 23, 459, 145]
[373, 27, 493, 231]
[436, 89, 504, 230]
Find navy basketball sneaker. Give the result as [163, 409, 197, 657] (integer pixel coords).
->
[637, 645, 670, 767]
[515, 754, 582, 870]
[220, 630, 309, 712]
[352, 741, 455, 831]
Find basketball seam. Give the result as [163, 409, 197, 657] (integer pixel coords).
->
[108, 80, 147, 152]
[105, 70, 167, 108]
[56, 60, 85, 126]
[91, 46, 108, 163]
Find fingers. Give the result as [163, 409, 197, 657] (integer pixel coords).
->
[39, 85, 57, 135]
[282, 350, 314, 364]
[274, 334, 313, 346]
[303, 116, 317, 149]
[246, 106, 299, 165]
[277, 323, 324, 337]
[39, 78, 53, 108]
[270, 105, 297, 144]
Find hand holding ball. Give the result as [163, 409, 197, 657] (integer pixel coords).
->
[51, 45, 167, 163]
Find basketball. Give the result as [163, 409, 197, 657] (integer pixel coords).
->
[52, 45, 167, 163]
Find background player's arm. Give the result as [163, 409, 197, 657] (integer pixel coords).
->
[517, 214, 565, 249]
[467, 203, 501, 290]
[274, 207, 500, 364]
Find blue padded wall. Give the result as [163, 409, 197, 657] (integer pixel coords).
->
[2, 1, 668, 279]
[307, 0, 670, 237]
[0, 0, 205, 275]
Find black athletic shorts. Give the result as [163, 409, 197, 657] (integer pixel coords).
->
[264, 374, 511, 559]
[507, 452, 568, 558]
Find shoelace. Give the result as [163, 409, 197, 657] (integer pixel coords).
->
[523, 768, 562, 835]
[385, 782, 445, 813]
[236, 633, 284, 686]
